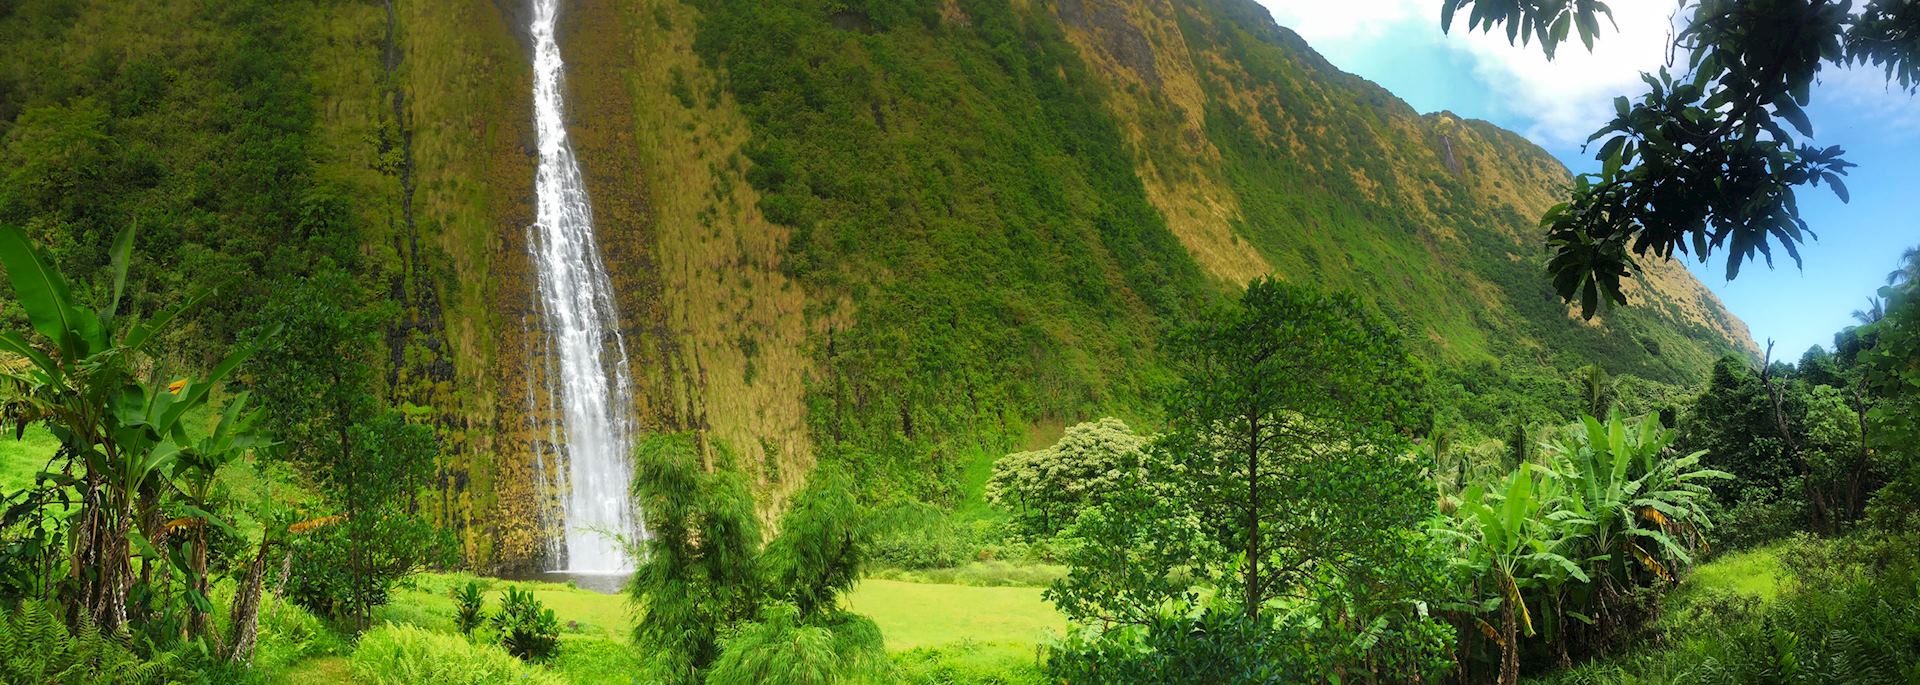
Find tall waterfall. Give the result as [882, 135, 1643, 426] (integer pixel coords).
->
[526, 0, 638, 574]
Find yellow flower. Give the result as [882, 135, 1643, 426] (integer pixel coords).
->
[168, 379, 187, 394]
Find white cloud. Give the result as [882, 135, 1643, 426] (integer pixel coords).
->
[1258, 0, 1426, 45]
[1256, 1, 1680, 150]
[1445, 1, 1682, 148]
[1254, 2, 1919, 153]
[1819, 66, 1920, 139]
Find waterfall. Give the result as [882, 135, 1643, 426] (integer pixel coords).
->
[526, 0, 639, 574]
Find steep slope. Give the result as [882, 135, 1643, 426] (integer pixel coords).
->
[1052, 0, 1754, 371]
[0, 0, 1753, 569]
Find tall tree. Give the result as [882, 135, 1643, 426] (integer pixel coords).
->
[1159, 278, 1433, 621]
[245, 267, 445, 627]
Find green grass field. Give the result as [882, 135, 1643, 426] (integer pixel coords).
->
[0, 425, 59, 492]
[844, 578, 1066, 651]
[379, 573, 1064, 652]
[1674, 542, 1789, 605]
[262, 571, 1066, 683]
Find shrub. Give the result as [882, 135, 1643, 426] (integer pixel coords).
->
[551, 638, 648, 683]
[986, 418, 1149, 539]
[252, 596, 349, 672]
[0, 601, 188, 685]
[285, 505, 453, 626]
[867, 561, 1066, 588]
[489, 587, 560, 662]
[891, 643, 1048, 685]
[707, 603, 887, 685]
[1046, 603, 1303, 684]
[868, 501, 975, 570]
[347, 623, 564, 685]
[453, 581, 486, 635]
[1534, 533, 1920, 684]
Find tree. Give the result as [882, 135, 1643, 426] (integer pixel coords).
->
[1046, 279, 1450, 682]
[1682, 345, 1886, 539]
[1159, 278, 1433, 622]
[247, 268, 448, 628]
[1860, 247, 1920, 527]
[986, 417, 1149, 539]
[1542, 416, 1726, 647]
[1443, 469, 1585, 685]
[1441, 0, 1920, 316]
[628, 434, 884, 684]
[1440, 414, 1728, 684]
[0, 225, 265, 634]
[628, 433, 764, 684]
[172, 394, 268, 647]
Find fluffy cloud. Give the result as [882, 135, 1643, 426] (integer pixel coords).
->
[1444, 2, 1681, 148]
[1258, 0, 1426, 45]
[1256, 1, 1917, 152]
[1260, 0, 1679, 150]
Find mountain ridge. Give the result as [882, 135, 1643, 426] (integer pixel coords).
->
[0, 0, 1756, 570]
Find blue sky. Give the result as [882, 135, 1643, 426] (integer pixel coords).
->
[1253, 1, 1920, 357]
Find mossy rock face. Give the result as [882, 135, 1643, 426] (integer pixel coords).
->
[0, 0, 1755, 570]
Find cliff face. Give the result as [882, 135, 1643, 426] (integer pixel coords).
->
[0, 0, 1754, 569]
[1050, 0, 1755, 363]
[280, 0, 1758, 564]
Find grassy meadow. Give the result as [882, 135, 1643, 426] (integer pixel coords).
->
[245, 571, 1062, 684]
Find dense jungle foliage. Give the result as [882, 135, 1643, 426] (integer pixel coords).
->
[0, 0, 1916, 683]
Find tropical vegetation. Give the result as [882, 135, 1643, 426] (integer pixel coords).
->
[0, 0, 1915, 683]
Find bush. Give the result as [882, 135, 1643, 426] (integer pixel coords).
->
[0, 601, 189, 685]
[1711, 483, 1811, 551]
[1046, 604, 1298, 684]
[551, 638, 648, 683]
[285, 506, 453, 626]
[453, 581, 486, 635]
[347, 623, 564, 685]
[707, 603, 888, 685]
[1534, 533, 1920, 684]
[891, 643, 1047, 685]
[866, 561, 1066, 588]
[489, 587, 560, 662]
[252, 596, 349, 672]
[869, 501, 975, 570]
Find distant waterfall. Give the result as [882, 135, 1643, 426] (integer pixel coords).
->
[526, 0, 638, 574]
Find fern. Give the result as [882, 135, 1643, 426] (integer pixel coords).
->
[0, 602, 183, 685]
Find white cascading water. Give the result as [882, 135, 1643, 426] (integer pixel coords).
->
[526, 0, 639, 574]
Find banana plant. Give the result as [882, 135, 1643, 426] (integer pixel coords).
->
[1439, 466, 1590, 685]
[0, 224, 265, 633]
[1544, 415, 1730, 592]
[170, 391, 269, 642]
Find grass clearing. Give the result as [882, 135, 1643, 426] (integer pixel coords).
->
[386, 574, 632, 642]
[1677, 542, 1789, 604]
[0, 425, 60, 492]
[385, 572, 1066, 652]
[843, 578, 1067, 651]
[260, 570, 1068, 682]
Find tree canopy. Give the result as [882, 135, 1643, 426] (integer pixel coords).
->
[1442, 0, 1920, 316]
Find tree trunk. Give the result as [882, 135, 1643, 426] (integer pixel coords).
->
[224, 541, 281, 664]
[1499, 599, 1519, 685]
[69, 481, 130, 634]
[1244, 413, 1261, 622]
[186, 526, 224, 654]
[1759, 343, 1827, 532]
[1847, 382, 1874, 522]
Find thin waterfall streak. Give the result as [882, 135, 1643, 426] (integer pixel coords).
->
[525, 0, 641, 574]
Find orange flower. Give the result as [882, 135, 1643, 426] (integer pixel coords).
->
[168, 379, 187, 394]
